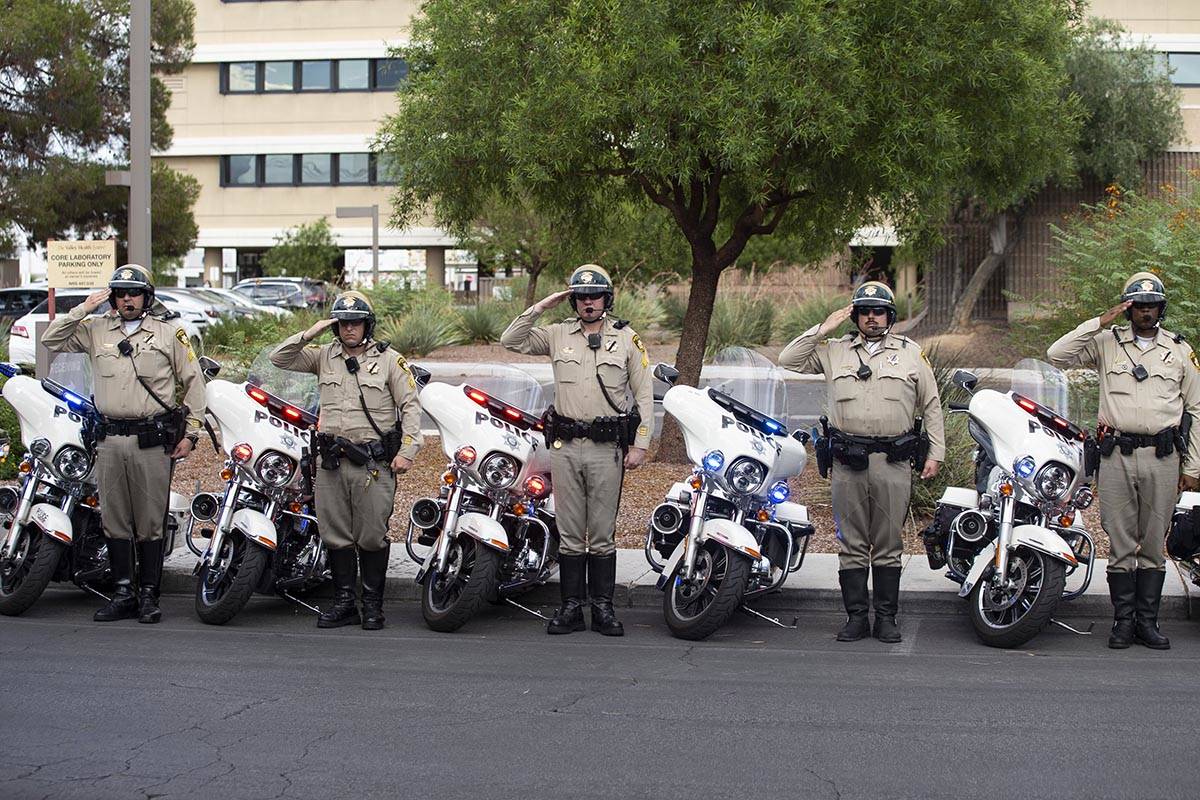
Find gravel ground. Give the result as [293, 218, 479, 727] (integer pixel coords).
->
[172, 436, 1107, 557]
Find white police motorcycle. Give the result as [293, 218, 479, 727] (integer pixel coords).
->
[923, 359, 1097, 648]
[406, 365, 559, 632]
[646, 348, 814, 640]
[185, 350, 325, 624]
[0, 356, 186, 615]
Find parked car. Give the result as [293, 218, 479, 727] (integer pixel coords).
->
[232, 278, 331, 309]
[180, 287, 288, 318]
[8, 290, 205, 365]
[0, 287, 49, 320]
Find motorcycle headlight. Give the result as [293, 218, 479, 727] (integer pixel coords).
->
[30, 438, 51, 459]
[53, 445, 91, 480]
[256, 451, 296, 487]
[1034, 462, 1073, 501]
[726, 457, 767, 495]
[480, 453, 519, 489]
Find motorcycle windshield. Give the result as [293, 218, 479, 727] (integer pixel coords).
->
[47, 353, 93, 397]
[703, 346, 787, 423]
[1010, 358, 1070, 417]
[245, 348, 319, 414]
[462, 364, 546, 416]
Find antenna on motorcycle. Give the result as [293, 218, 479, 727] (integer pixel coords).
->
[952, 369, 978, 393]
[198, 356, 221, 381]
[653, 363, 679, 385]
[410, 364, 431, 389]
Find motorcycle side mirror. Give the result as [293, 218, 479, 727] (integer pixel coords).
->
[952, 369, 978, 393]
[654, 363, 680, 385]
[198, 356, 221, 380]
[410, 364, 431, 389]
[791, 429, 811, 445]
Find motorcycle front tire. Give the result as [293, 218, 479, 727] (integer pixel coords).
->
[663, 541, 751, 641]
[967, 547, 1066, 649]
[194, 535, 270, 625]
[0, 530, 66, 616]
[421, 536, 503, 632]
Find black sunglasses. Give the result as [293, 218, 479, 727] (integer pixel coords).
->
[112, 288, 145, 299]
[858, 307, 888, 317]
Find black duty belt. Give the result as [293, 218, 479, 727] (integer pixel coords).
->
[101, 417, 163, 437]
[542, 405, 638, 447]
[1098, 424, 1178, 458]
[828, 427, 920, 471]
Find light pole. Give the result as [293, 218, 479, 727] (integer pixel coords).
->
[336, 205, 379, 286]
[129, 0, 152, 269]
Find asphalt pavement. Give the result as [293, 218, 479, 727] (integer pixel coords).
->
[2, 591, 1199, 800]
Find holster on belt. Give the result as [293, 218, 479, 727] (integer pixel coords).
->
[1083, 435, 1100, 478]
[829, 427, 914, 472]
[814, 416, 833, 479]
[1097, 425, 1117, 458]
[98, 407, 187, 453]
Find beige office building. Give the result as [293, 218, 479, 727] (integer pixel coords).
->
[158, 1, 1200, 292]
[157, 0, 461, 288]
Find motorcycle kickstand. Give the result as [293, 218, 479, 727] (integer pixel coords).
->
[740, 604, 798, 630]
[1049, 618, 1095, 635]
[79, 583, 112, 603]
[504, 597, 550, 622]
[281, 591, 322, 616]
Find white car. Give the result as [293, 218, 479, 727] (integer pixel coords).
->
[181, 286, 289, 318]
[7, 290, 205, 365]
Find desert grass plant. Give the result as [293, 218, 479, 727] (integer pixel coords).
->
[610, 284, 664, 335]
[203, 309, 327, 380]
[455, 302, 511, 344]
[776, 293, 851, 343]
[909, 344, 978, 519]
[703, 294, 775, 359]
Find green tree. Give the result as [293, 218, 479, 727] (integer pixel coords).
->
[0, 0, 199, 258]
[379, 0, 1081, 459]
[1030, 179, 1200, 350]
[261, 217, 343, 283]
[944, 15, 1183, 330]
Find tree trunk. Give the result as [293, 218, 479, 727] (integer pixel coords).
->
[524, 261, 542, 307]
[947, 212, 1023, 331]
[655, 254, 720, 463]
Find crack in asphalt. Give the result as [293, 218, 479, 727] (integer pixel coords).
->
[273, 730, 338, 800]
[805, 766, 842, 800]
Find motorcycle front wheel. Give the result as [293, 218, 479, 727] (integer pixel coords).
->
[663, 541, 751, 641]
[968, 547, 1066, 648]
[194, 534, 270, 625]
[421, 535, 502, 632]
[0, 527, 65, 616]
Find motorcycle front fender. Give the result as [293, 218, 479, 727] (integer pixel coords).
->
[232, 508, 277, 551]
[455, 512, 510, 552]
[29, 502, 73, 545]
[957, 525, 1078, 598]
[654, 518, 760, 591]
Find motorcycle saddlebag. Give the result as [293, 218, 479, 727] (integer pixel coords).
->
[1167, 504, 1200, 560]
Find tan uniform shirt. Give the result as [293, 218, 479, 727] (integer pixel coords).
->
[1047, 318, 1200, 477]
[270, 333, 423, 460]
[500, 307, 654, 449]
[779, 327, 945, 461]
[42, 303, 205, 430]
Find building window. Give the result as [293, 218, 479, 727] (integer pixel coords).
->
[263, 61, 295, 92]
[220, 57, 407, 93]
[338, 59, 370, 90]
[301, 60, 332, 91]
[224, 155, 258, 186]
[338, 153, 370, 185]
[300, 153, 332, 184]
[221, 154, 396, 186]
[374, 58, 407, 90]
[1169, 53, 1200, 86]
[263, 154, 295, 185]
[226, 62, 257, 93]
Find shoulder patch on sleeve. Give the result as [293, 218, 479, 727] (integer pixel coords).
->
[920, 349, 931, 367]
[631, 333, 648, 369]
[1190, 350, 1199, 372]
[396, 354, 416, 388]
[174, 327, 196, 361]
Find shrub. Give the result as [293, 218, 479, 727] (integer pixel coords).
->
[704, 295, 775, 359]
[611, 284, 664, 334]
[202, 309, 326, 380]
[658, 291, 687, 335]
[456, 302, 511, 344]
[909, 345, 979, 518]
[776, 293, 850, 343]
[377, 313, 465, 356]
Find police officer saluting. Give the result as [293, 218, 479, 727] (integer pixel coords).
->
[501, 265, 653, 636]
[43, 265, 205, 623]
[271, 292, 422, 630]
[779, 281, 944, 643]
[1047, 273, 1200, 650]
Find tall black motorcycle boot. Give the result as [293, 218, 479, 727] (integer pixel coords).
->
[136, 539, 164, 624]
[547, 554, 587, 635]
[1133, 568, 1171, 650]
[317, 548, 361, 629]
[588, 552, 625, 636]
[1106, 571, 1136, 649]
[95, 538, 139, 622]
[836, 568, 871, 642]
[360, 545, 390, 631]
[872, 565, 903, 643]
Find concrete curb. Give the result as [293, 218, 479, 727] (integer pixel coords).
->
[161, 548, 1199, 621]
